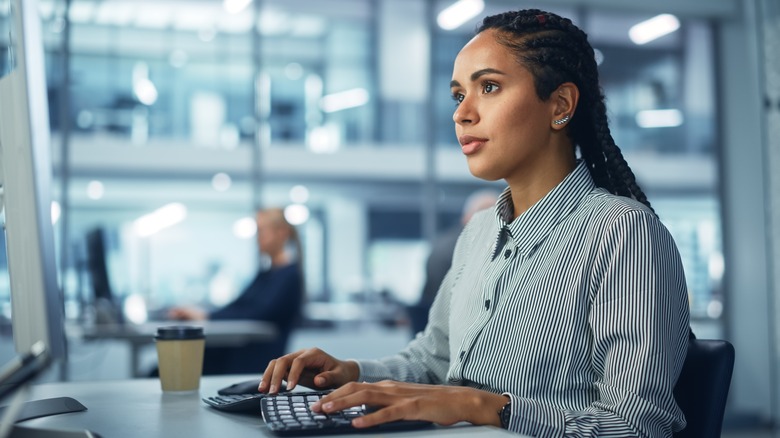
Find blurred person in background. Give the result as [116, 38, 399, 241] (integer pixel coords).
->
[168, 207, 304, 374]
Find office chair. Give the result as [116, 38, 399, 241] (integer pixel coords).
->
[673, 338, 735, 438]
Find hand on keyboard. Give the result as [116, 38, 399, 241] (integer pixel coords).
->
[260, 390, 432, 436]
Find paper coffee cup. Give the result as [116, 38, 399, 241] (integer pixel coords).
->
[155, 326, 205, 392]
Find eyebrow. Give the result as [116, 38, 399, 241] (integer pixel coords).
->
[450, 68, 507, 88]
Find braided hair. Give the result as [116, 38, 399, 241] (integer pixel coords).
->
[478, 9, 653, 212]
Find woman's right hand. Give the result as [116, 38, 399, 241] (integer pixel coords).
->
[258, 348, 360, 394]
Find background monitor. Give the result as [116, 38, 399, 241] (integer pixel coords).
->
[0, 0, 66, 361]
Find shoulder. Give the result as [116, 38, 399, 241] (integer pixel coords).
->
[581, 188, 659, 227]
[578, 189, 677, 251]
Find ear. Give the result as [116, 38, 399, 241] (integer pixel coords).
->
[550, 82, 579, 130]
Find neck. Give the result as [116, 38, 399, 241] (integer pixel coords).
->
[506, 153, 576, 218]
[270, 252, 291, 267]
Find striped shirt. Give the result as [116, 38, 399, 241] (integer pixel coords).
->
[358, 161, 690, 437]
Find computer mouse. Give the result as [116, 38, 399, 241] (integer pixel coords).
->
[217, 378, 287, 395]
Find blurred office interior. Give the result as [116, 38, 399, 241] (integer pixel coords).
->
[0, 0, 778, 434]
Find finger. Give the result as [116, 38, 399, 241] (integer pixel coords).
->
[286, 351, 316, 389]
[290, 349, 335, 388]
[269, 354, 296, 394]
[312, 382, 364, 412]
[258, 359, 276, 392]
[318, 386, 386, 415]
[313, 370, 338, 388]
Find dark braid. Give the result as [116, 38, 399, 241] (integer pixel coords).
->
[478, 9, 654, 213]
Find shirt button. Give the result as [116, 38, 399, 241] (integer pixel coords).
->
[504, 249, 512, 259]
[485, 300, 490, 310]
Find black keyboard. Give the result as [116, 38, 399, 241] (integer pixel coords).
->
[203, 393, 265, 413]
[260, 390, 432, 436]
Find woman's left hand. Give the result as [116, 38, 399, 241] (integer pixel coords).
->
[311, 380, 508, 428]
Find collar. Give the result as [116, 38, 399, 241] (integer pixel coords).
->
[491, 160, 595, 258]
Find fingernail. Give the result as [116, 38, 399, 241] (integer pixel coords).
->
[311, 402, 321, 412]
[258, 381, 267, 390]
[323, 402, 333, 411]
[270, 384, 277, 393]
[352, 418, 364, 427]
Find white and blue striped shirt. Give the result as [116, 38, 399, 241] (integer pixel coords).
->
[358, 161, 690, 437]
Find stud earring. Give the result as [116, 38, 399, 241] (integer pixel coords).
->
[553, 115, 570, 125]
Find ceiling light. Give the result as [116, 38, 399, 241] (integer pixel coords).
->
[635, 109, 683, 128]
[437, 0, 484, 31]
[211, 173, 232, 192]
[233, 217, 257, 239]
[134, 203, 187, 237]
[629, 14, 680, 45]
[87, 180, 104, 200]
[224, 0, 253, 15]
[320, 88, 369, 113]
[284, 204, 310, 225]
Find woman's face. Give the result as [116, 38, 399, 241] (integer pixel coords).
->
[256, 212, 287, 257]
[450, 29, 558, 185]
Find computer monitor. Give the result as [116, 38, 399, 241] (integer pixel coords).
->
[0, 0, 91, 427]
[0, 0, 65, 361]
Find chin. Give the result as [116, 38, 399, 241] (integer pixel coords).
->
[467, 161, 503, 182]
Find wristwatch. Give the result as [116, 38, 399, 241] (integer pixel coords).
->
[498, 396, 512, 429]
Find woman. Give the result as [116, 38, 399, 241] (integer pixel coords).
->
[170, 208, 304, 374]
[260, 9, 689, 436]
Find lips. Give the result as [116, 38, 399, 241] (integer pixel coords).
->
[458, 135, 487, 155]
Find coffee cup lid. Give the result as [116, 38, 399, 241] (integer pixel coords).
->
[154, 325, 205, 340]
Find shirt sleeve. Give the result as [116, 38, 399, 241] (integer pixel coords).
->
[504, 210, 690, 437]
[357, 269, 453, 383]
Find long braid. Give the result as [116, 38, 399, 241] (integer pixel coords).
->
[478, 10, 654, 214]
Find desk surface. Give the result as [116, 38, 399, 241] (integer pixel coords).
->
[78, 320, 278, 345]
[20, 376, 521, 437]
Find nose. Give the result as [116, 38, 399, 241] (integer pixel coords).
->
[453, 95, 477, 125]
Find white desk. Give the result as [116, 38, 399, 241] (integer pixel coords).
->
[17, 376, 521, 437]
[76, 321, 278, 377]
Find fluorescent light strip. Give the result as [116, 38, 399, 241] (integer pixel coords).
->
[437, 0, 484, 31]
[134, 203, 187, 237]
[320, 88, 369, 113]
[635, 109, 684, 128]
[629, 14, 680, 45]
[224, 0, 253, 15]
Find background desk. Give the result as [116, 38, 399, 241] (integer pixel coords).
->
[75, 320, 278, 377]
[18, 376, 521, 437]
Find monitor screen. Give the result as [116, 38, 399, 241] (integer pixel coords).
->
[0, 0, 66, 360]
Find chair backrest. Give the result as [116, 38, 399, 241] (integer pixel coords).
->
[673, 338, 735, 438]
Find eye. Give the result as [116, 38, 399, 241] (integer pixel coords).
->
[482, 82, 499, 94]
[451, 92, 464, 106]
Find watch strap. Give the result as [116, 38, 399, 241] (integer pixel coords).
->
[498, 396, 512, 429]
